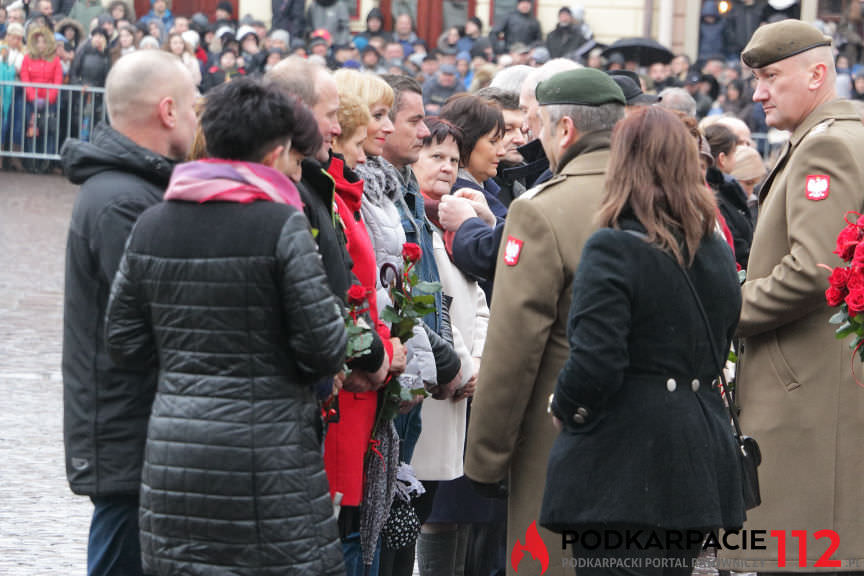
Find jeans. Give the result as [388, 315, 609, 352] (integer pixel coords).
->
[343, 531, 382, 576]
[87, 495, 145, 576]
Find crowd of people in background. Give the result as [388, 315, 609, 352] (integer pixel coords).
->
[2, 0, 864, 173]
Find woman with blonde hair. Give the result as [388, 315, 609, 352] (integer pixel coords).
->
[541, 106, 745, 575]
[333, 69, 451, 576]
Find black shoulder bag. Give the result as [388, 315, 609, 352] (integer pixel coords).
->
[673, 256, 762, 511]
[626, 230, 762, 510]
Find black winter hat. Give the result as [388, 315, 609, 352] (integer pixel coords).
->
[216, 0, 233, 15]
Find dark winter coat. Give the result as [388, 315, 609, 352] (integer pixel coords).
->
[53, 0, 78, 16]
[450, 175, 507, 303]
[541, 220, 745, 532]
[707, 166, 753, 269]
[70, 41, 111, 86]
[698, 1, 727, 60]
[61, 123, 175, 497]
[493, 159, 528, 208]
[105, 199, 347, 576]
[271, 0, 306, 40]
[724, 0, 765, 56]
[299, 157, 354, 301]
[492, 10, 542, 50]
[501, 138, 549, 191]
[545, 22, 586, 59]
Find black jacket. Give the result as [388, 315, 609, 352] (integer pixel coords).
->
[492, 10, 542, 50]
[541, 222, 745, 532]
[106, 200, 346, 575]
[271, 0, 306, 39]
[299, 157, 354, 300]
[70, 41, 110, 86]
[707, 166, 754, 269]
[545, 23, 586, 58]
[61, 123, 174, 497]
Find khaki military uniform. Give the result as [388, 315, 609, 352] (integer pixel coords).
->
[722, 100, 864, 571]
[465, 134, 611, 576]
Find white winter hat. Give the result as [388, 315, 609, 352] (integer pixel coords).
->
[181, 29, 199, 49]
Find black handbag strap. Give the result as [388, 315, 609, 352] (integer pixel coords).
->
[624, 230, 745, 443]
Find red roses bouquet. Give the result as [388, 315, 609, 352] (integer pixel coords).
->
[824, 212, 864, 362]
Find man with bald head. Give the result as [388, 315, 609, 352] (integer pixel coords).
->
[267, 57, 353, 299]
[722, 20, 864, 572]
[61, 50, 197, 576]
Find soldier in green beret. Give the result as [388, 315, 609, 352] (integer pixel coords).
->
[721, 18, 864, 572]
[465, 68, 625, 576]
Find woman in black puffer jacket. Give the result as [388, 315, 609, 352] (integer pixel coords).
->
[105, 78, 347, 576]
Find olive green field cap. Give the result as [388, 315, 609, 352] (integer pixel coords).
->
[536, 68, 626, 107]
[741, 19, 832, 69]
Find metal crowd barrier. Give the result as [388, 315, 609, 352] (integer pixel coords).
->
[0, 80, 107, 166]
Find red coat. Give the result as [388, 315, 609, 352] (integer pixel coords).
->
[323, 156, 393, 507]
[21, 55, 63, 103]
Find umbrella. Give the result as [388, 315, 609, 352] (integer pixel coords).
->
[601, 37, 674, 66]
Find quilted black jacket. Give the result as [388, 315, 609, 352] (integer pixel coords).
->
[106, 199, 346, 575]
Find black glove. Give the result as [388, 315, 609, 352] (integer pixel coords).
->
[468, 478, 508, 499]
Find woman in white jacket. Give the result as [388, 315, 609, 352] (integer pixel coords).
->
[411, 117, 490, 575]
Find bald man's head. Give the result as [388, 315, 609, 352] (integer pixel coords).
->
[106, 50, 198, 159]
[267, 56, 321, 107]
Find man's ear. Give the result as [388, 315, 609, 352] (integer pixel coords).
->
[559, 115, 580, 150]
[809, 61, 828, 91]
[261, 144, 285, 168]
[157, 96, 177, 129]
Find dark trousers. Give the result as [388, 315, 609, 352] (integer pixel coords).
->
[87, 495, 145, 576]
[569, 527, 705, 576]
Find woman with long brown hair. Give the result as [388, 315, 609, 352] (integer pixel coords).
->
[540, 106, 746, 576]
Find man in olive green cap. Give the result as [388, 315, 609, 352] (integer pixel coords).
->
[722, 18, 864, 573]
[465, 67, 624, 576]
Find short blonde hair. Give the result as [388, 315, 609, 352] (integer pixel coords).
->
[333, 68, 394, 111]
[336, 92, 371, 142]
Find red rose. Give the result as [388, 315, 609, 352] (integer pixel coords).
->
[846, 289, 864, 317]
[848, 268, 864, 292]
[826, 286, 846, 307]
[347, 285, 367, 306]
[836, 224, 863, 262]
[828, 267, 851, 290]
[402, 242, 422, 263]
[853, 242, 864, 267]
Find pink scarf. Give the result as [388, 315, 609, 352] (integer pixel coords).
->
[164, 158, 303, 208]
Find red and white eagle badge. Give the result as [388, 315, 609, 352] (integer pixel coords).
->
[805, 175, 830, 201]
[504, 235, 524, 266]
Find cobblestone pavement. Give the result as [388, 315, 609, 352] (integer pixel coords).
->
[0, 173, 91, 575]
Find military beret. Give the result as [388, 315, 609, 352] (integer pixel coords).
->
[536, 68, 626, 107]
[741, 19, 832, 69]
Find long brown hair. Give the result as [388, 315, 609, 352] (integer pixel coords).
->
[596, 106, 716, 267]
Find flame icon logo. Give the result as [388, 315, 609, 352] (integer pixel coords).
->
[511, 521, 549, 574]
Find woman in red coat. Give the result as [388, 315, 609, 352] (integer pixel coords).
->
[20, 26, 63, 156]
[326, 91, 406, 576]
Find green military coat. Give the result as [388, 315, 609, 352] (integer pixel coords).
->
[722, 100, 864, 571]
[465, 134, 611, 576]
